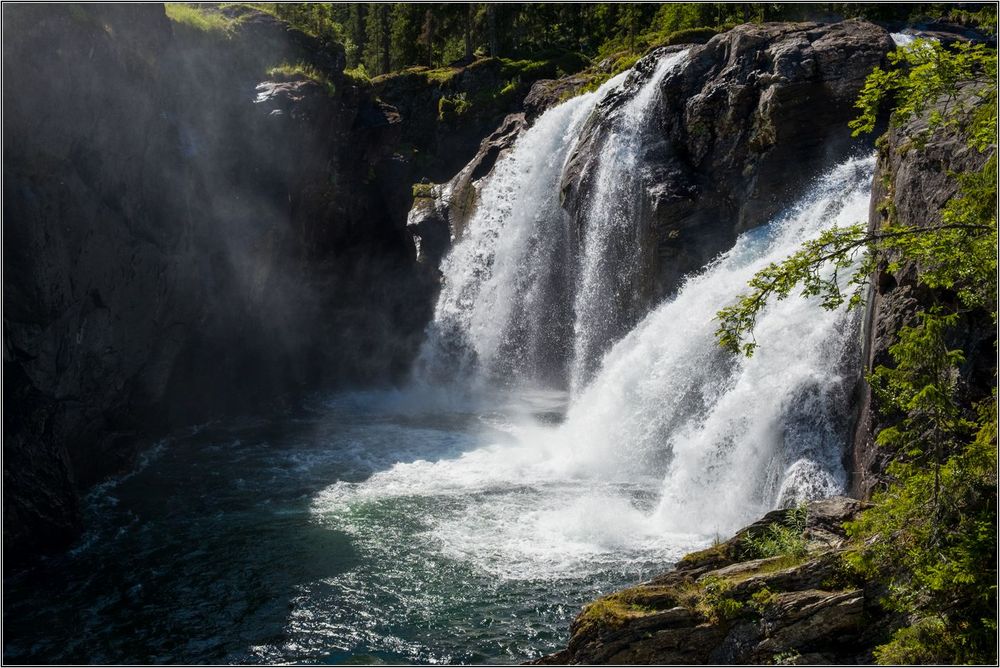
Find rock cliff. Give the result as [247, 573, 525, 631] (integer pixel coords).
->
[420, 20, 893, 309]
[563, 19, 893, 300]
[2, 4, 435, 565]
[849, 90, 996, 498]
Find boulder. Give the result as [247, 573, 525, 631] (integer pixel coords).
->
[536, 497, 888, 665]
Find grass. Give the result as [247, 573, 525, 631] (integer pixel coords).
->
[575, 580, 706, 638]
[266, 62, 336, 96]
[740, 504, 810, 559]
[164, 4, 235, 36]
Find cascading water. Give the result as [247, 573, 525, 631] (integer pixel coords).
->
[315, 153, 875, 570]
[560, 155, 874, 533]
[413, 71, 628, 387]
[568, 51, 687, 393]
[415, 51, 689, 390]
[4, 34, 907, 668]
[392, 46, 875, 567]
[307, 52, 876, 662]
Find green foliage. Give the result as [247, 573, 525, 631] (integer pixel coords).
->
[698, 576, 744, 621]
[164, 4, 236, 36]
[851, 39, 998, 150]
[741, 505, 810, 559]
[872, 616, 962, 665]
[717, 27, 997, 665]
[235, 3, 345, 46]
[771, 649, 803, 665]
[749, 586, 776, 614]
[437, 93, 471, 121]
[343, 63, 371, 85]
[845, 389, 998, 663]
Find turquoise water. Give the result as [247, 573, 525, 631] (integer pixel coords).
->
[3, 390, 702, 664]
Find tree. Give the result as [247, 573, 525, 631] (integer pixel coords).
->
[715, 37, 997, 664]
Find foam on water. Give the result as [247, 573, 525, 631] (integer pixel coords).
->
[312, 155, 875, 582]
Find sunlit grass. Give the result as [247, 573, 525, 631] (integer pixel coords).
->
[164, 4, 235, 36]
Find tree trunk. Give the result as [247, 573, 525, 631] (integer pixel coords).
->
[380, 5, 390, 75]
[487, 4, 498, 57]
[464, 4, 474, 62]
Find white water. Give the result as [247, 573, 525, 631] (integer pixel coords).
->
[569, 52, 688, 392]
[316, 143, 874, 581]
[311, 48, 876, 590]
[413, 69, 632, 387]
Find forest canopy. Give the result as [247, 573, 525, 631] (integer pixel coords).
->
[222, 3, 997, 76]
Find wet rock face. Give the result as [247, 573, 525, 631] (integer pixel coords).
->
[562, 20, 893, 300]
[2, 5, 433, 565]
[535, 497, 888, 665]
[850, 94, 995, 499]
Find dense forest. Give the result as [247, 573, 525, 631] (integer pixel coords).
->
[175, 2, 995, 76]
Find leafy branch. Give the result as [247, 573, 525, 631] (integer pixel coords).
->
[715, 222, 994, 356]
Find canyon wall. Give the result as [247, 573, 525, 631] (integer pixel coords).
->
[2, 4, 438, 564]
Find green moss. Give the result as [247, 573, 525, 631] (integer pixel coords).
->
[723, 553, 812, 584]
[772, 649, 803, 665]
[412, 183, 435, 199]
[576, 584, 688, 636]
[658, 26, 720, 47]
[425, 67, 462, 85]
[438, 93, 471, 121]
[164, 4, 235, 36]
[678, 541, 730, 568]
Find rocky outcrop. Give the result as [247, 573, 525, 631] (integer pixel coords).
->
[405, 109, 529, 273]
[2, 4, 436, 565]
[536, 498, 896, 665]
[849, 90, 996, 498]
[374, 55, 586, 184]
[563, 19, 894, 300]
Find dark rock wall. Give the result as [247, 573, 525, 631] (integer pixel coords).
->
[422, 21, 893, 313]
[849, 96, 995, 498]
[563, 20, 893, 303]
[2, 4, 434, 564]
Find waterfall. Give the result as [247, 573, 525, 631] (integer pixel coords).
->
[569, 51, 687, 393]
[413, 72, 625, 387]
[382, 48, 875, 569]
[322, 154, 874, 577]
[557, 155, 874, 533]
[415, 51, 689, 389]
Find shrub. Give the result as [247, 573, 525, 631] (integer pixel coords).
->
[699, 576, 744, 621]
[741, 505, 810, 559]
[344, 63, 371, 85]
